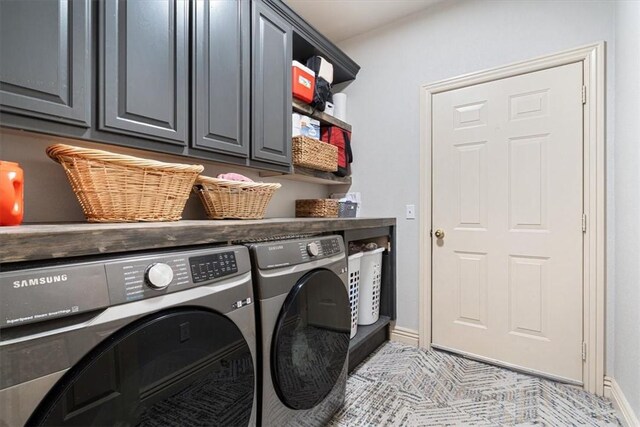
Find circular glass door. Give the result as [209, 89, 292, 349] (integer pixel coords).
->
[29, 308, 254, 427]
[271, 269, 350, 410]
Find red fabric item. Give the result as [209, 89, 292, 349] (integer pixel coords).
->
[321, 127, 352, 177]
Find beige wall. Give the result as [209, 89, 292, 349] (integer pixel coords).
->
[0, 128, 329, 223]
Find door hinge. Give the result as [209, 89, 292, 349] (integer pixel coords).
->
[582, 213, 587, 232]
[582, 342, 587, 361]
[429, 229, 433, 238]
[582, 86, 587, 104]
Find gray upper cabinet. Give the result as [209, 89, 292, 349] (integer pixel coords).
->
[251, 1, 292, 167]
[192, 0, 250, 158]
[99, 0, 189, 145]
[0, 0, 91, 127]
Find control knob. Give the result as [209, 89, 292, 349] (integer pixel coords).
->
[145, 263, 174, 290]
[306, 242, 320, 257]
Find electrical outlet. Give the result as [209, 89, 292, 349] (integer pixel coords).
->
[406, 204, 416, 219]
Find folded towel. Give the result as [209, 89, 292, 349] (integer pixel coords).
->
[217, 173, 253, 182]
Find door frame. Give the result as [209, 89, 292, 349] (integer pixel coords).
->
[418, 42, 606, 395]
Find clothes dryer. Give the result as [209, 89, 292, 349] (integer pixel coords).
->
[249, 236, 350, 426]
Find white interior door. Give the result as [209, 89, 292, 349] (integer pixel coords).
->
[431, 62, 584, 383]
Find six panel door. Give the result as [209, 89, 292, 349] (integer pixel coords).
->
[192, 0, 250, 158]
[251, 0, 292, 166]
[100, 0, 189, 145]
[431, 62, 584, 383]
[0, 0, 91, 126]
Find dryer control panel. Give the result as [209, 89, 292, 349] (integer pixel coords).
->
[252, 235, 345, 270]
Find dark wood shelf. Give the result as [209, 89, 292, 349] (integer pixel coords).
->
[349, 315, 391, 371]
[259, 165, 351, 185]
[0, 218, 396, 263]
[292, 98, 352, 132]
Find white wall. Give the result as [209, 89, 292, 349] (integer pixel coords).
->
[613, 0, 640, 416]
[338, 0, 616, 371]
[0, 128, 329, 222]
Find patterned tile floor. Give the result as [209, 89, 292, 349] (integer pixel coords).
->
[329, 341, 622, 426]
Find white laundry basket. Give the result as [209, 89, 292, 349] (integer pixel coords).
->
[357, 248, 385, 325]
[347, 252, 363, 339]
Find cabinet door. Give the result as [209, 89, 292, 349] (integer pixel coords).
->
[0, 0, 91, 127]
[100, 0, 188, 145]
[193, 0, 249, 158]
[251, 1, 292, 166]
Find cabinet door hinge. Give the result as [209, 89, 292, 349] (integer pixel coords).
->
[582, 213, 587, 232]
[429, 229, 433, 238]
[582, 86, 587, 104]
[582, 342, 587, 361]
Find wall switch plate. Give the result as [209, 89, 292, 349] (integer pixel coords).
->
[406, 204, 416, 219]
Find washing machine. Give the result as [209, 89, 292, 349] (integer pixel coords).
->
[0, 245, 257, 426]
[249, 235, 351, 426]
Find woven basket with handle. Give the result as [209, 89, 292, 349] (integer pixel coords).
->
[194, 176, 281, 219]
[292, 136, 338, 172]
[46, 144, 204, 222]
[295, 199, 339, 218]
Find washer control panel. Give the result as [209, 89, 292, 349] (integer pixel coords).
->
[189, 251, 238, 283]
[106, 247, 248, 304]
[145, 263, 175, 289]
[107, 255, 190, 302]
[0, 246, 251, 328]
[253, 236, 345, 269]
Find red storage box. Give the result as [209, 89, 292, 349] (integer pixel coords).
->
[292, 61, 315, 103]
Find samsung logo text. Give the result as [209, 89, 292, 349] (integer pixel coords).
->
[13, 275, 68, 289]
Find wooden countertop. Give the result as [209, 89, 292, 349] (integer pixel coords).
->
[0, 218, 396, 263]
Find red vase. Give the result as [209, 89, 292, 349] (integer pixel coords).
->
[0, 161, 24, 226]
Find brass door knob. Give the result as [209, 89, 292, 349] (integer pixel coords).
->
[434, 229, 445, 239]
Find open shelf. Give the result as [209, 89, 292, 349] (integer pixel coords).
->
[292, 98, 352, 132]
[348, 315, 391, 372]
[259, 166, 351, 185]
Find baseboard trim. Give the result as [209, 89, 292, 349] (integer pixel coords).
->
[604, 376, 639, 427]
[389, 326, 419, 347]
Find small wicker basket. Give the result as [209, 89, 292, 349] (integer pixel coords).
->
[46, 144, 204, 223]
[194, 176, 281, 219]
[292, 136, 338, 172]
[295, 199, 339, 218]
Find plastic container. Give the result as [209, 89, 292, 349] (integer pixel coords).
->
[347, 252, 363, 339]
[357, 248, 385, 325]
[0, 161, 24, 226]
[292, 61, 315, 104]
[338, 201, 357, 218]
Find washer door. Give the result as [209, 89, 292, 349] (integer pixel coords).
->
[271, 269, 350, 410]
[29, 308, 254, 426]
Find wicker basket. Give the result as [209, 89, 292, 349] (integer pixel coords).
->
[194, 176, 281, 219]
[295, 199, 339, 218]
[46, 144, 204, 223]
[292, 136, 338, 172]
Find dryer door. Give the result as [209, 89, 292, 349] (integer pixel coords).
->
[29, 308, 254, 426]
[271, 269, 350, 410]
